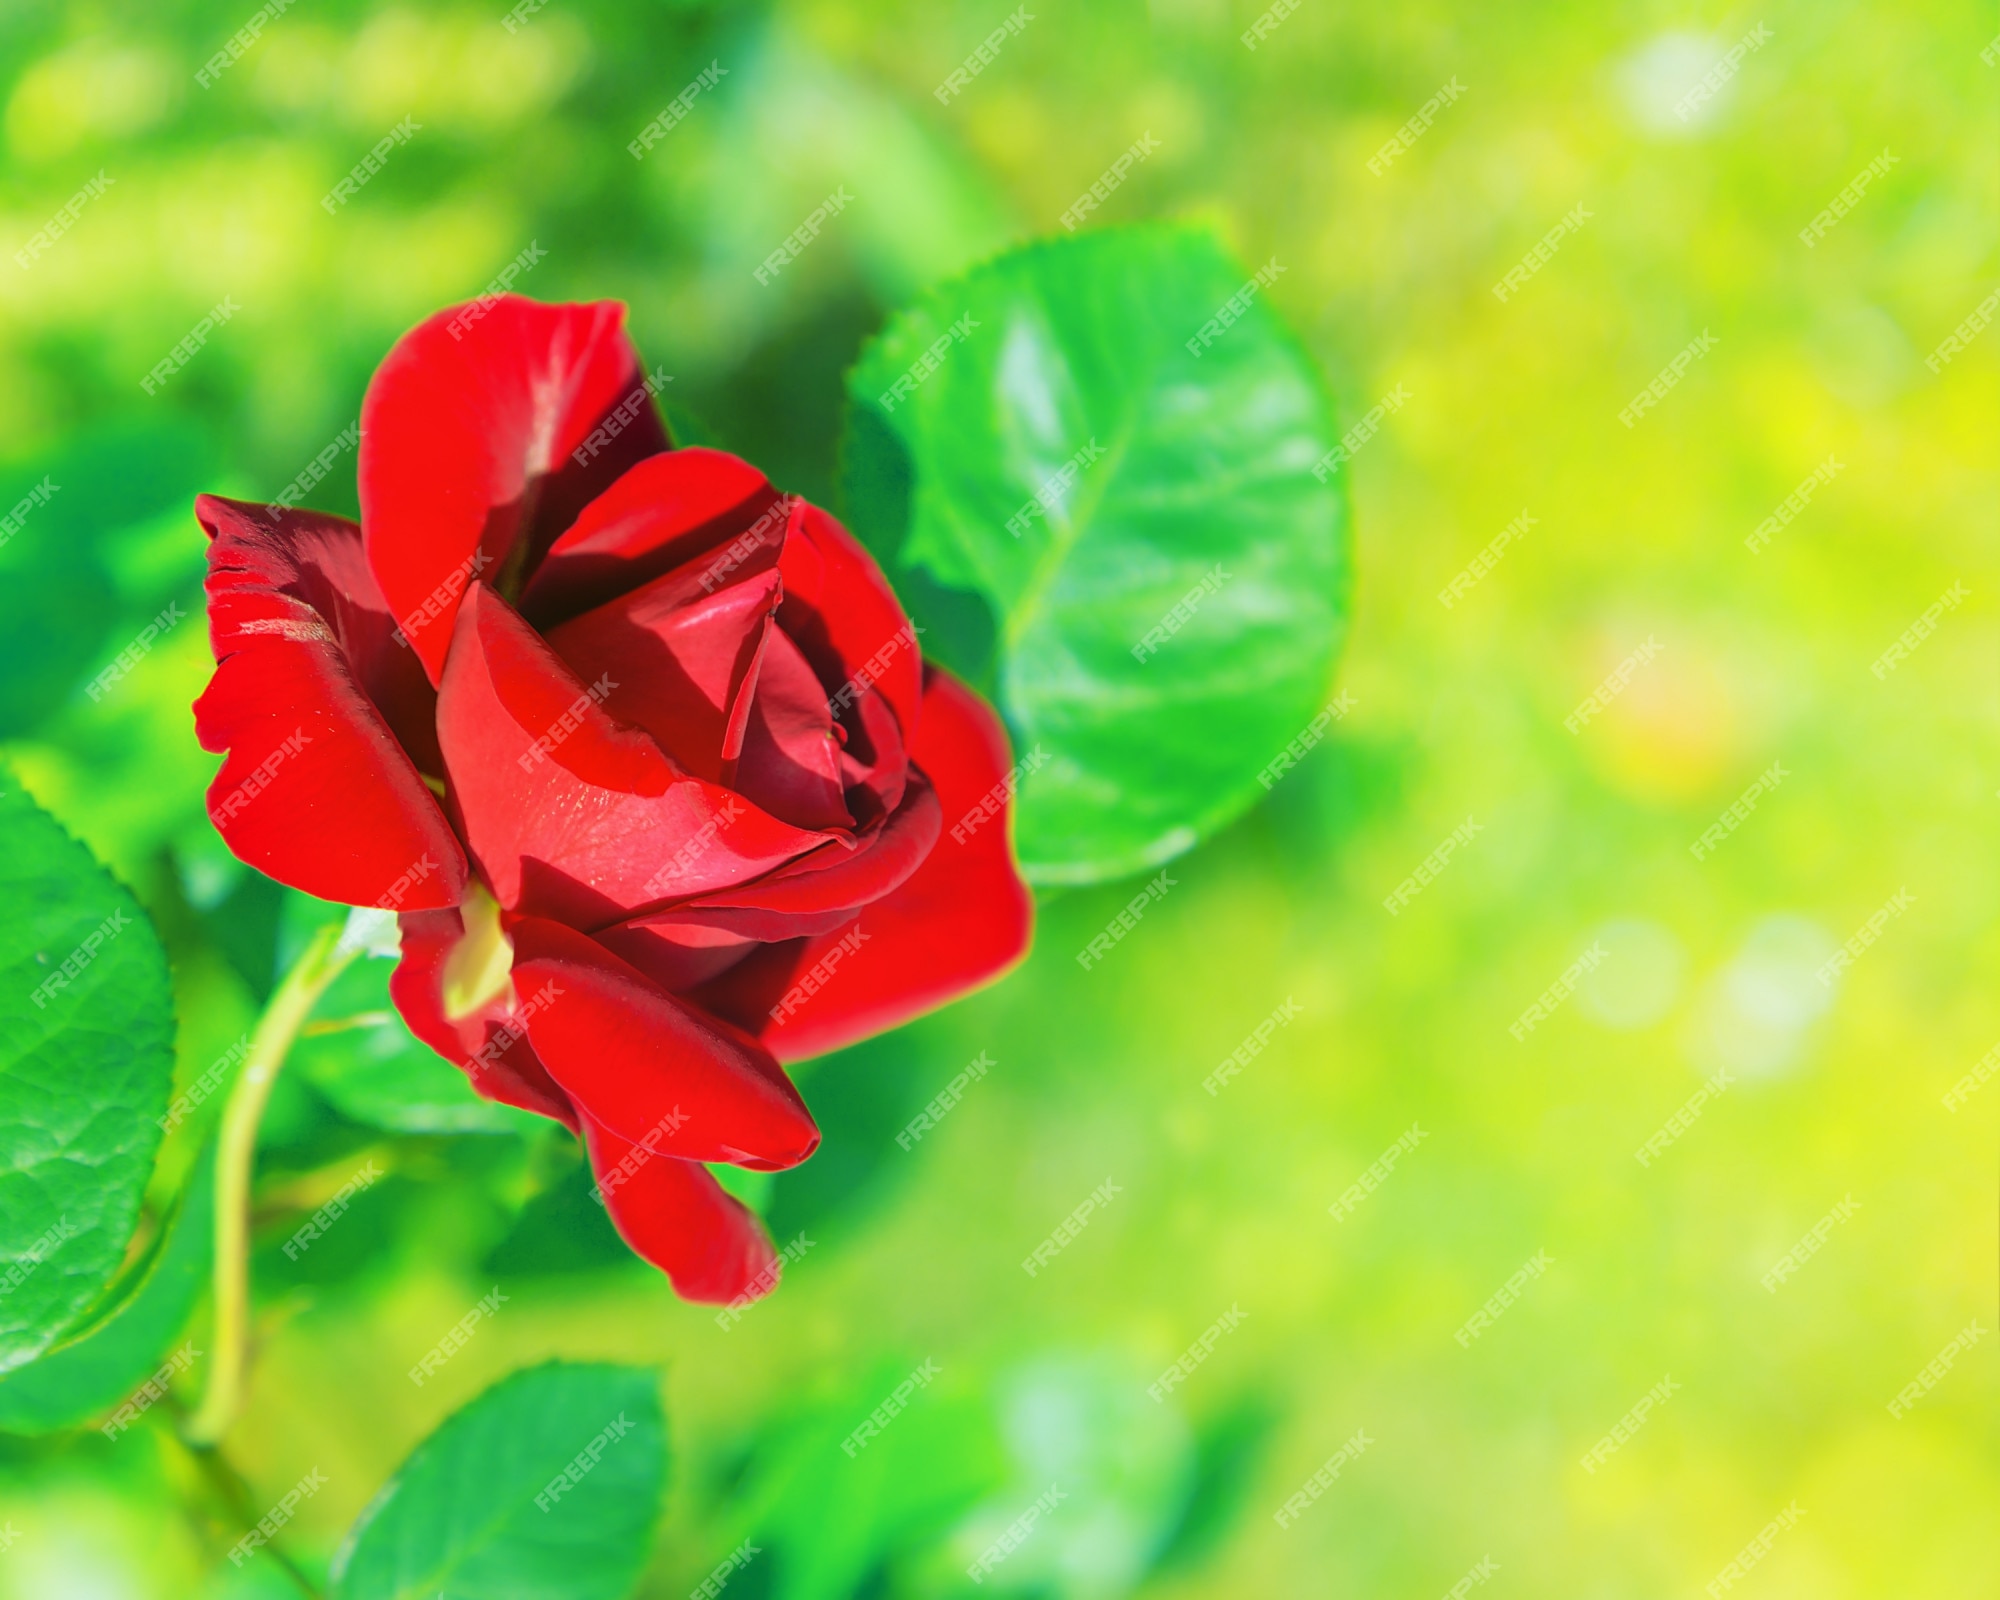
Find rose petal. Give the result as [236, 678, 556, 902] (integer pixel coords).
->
[592, 777, 929, 988]
[593, 911, 761, 993]
[730, 624, 851, 831]
[194, 495, 467, 910]
[519, 448, 787, 627]
[679, 773, 940, 936]
[435, 582, 840, 924]
[690, 665, 1032, 1062]
[833, 672, 909, 827]
[359, 296, 669, 684]
[579, 1114, 779, 1304]
[778, 503, 924, 747]
[510, 916, 819, 1171]
[388, 905, 577, 1127]
[543, 559, 782, 782]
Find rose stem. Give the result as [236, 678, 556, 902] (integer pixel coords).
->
[165, 1401, 325, 1599]
[185, 920, 358, 1447]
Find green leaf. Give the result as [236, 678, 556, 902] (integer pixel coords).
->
[731, 1361, 1003, 1600]
[480, 1157, 634, 1279]
[659, 401, 724, 450]
[0, 1140, 213, 1434]
[1147, 1391, 1279, 1577]
[843, 224, 1352, 885]
[331, 1361, 667, 1600]
[703, 32, 1015, 306]
[962, 1353, 1195, 1592]
[766, 1027, 931, 1243]
[0, 417, 215, 738]
[0, 769, 176, 1374]
[296, 954, 534, 1137]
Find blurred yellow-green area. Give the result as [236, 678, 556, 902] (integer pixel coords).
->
[0, 0, 1995, 1596]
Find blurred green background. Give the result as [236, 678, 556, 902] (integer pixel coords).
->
[0, 0, 1994, 1595]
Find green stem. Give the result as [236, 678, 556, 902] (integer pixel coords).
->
[300, 1009, 394, 1037]
[167, 1411, 326, 1600]
[185, 921, 358, 1447]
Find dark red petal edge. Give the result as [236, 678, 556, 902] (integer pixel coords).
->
[194, 494, 466, 910]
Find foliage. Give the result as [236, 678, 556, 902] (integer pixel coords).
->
[0, 2, 1990, 1598]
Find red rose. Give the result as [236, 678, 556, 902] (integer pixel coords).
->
[194, 297, 1032, 1303]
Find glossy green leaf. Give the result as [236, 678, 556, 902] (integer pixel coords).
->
[0, 1140, 213, 1434]
[0, 770, 176, 1374]
[331, 1361, 667, 1600]
[843, 224, 1351, 885]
